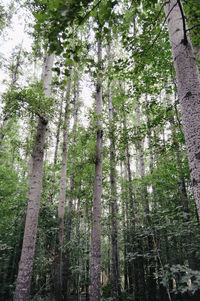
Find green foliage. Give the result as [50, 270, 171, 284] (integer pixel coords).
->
[184, 0, 200, 47]
[0, 2, 13, 34]
[159, 264, 200, 295]
[2, 87, 55, 121]
[0, 165, 27, 299]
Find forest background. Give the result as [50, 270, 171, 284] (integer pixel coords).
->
[1, 0, 200, 301]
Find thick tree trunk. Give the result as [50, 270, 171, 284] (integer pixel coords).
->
[107, 43, 120, 301]
[165, 0, 200, 219]
[166, 91, 198, 273]
[55, 66, 73, 301]
[13, 53, 54, 301]
[90, 34, 103, 301]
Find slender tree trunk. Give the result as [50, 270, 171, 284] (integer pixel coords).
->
[66, 73, 80, 243]
[136, 100, 156, 301]
[165, 0, 200, 219]
[107, 43, 120, 301]
[63, 73, 80, 301]
[85, 202, 90, 301]
[120, 163, 128, 292]
[54, 97, 64, 167]
[55, 66, 73, 301]
[90, 33, 103, 301]
[13, 53, 54, 301]
[120, 88, 135, 298]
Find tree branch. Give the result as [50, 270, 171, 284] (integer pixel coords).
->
[148, 1, 178, 51]
[177, 0, 188, 45]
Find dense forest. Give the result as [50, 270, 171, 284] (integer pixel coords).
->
[1, 0, 200, 300]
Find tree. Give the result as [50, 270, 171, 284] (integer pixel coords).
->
[164, 0, 200, 219]
[13, 53, 54, 301]
[90, 26, 103, 301]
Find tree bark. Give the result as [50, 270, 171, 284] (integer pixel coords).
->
[90, 33, 103, 301]
[55, 66, 73, 301]
[13, 53, 54, 301]
[165, 0, 200, 219]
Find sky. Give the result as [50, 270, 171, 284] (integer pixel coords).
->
[0, 0, 33, 92]
[0, 0, 94, 113]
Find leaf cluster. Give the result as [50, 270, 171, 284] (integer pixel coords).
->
[2, 87, 55, 121]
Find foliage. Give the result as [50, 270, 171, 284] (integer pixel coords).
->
[2, 86, 56, 121]
[159, 264, 200, 295]
[1, 0, 200, 300]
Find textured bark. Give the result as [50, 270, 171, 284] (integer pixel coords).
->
[165, 0, 200, 219]
[90, 35, 103, 301]
[107, 43, 120, 301]
[55, 66, 73, 301]
[166, 91, 198, 271]
[13, 53, 54, 301]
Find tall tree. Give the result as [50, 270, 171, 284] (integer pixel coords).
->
[107, 43, 120, 301]
[90, 27, 103, 301]
[164, 0, 200, 219]
[55, 65, 73, 301]
[13, 53, 54, 301]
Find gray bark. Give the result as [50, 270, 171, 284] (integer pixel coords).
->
[165, 0, 200, 219]
[90, 35, 103, 301]
[13, 53, 54, 301]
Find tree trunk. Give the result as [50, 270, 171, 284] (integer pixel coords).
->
[136, 99, 156, 301]
[165, 0, 200, 219]
[66, 72, 80, 243]
[120, 163, 128, 292]
[90, 33, 103, 301]
[107, 43, 120, 301]
[13, 53, 54, 301]
[120, 85, 135, 298]
[54, 97, 64, 167]
[63, 72, 79, 300]
[55, 66, 73, 301]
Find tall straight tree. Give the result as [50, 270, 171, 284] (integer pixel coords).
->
[13, 52, 54, 301]
[55, 65, 73, 301]
[90, 28, 103, 301]
[164, 0, 200, 219]
[107, 43, 120, 301]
